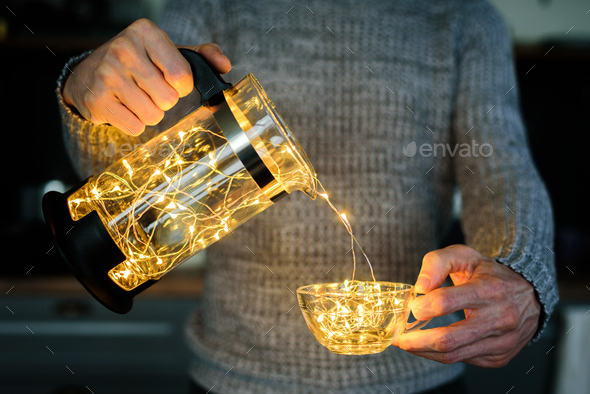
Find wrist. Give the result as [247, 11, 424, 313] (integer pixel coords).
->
[58, 49, 94, 109]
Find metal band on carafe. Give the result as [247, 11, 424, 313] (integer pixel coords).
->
[210, 91, 287, 203]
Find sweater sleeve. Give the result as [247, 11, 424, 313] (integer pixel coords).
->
[451, 1, 558, 340]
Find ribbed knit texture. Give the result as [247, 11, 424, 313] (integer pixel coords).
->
[56, 1, 558, 393]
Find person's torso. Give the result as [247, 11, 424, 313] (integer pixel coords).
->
[165, 0, 466, 392]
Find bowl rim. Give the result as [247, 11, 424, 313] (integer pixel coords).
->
[296, 281, 415, 296]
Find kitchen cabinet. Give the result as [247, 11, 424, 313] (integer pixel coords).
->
[1, 273, 203, 394]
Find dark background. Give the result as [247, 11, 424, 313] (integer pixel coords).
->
[1, 1, 589, 393]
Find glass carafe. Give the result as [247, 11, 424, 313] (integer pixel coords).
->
[43, 50, 317, 313]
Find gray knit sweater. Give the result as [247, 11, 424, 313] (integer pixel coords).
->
[56, 0, 558, 393]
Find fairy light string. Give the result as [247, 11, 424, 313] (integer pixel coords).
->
[68, 116, 378, 293]
[300, 280, 410, 354]
[301, 184, 413, 354]
[316, 180, 377, 283]
[68, 119, 280, 291]
[67, 98, 387, 349]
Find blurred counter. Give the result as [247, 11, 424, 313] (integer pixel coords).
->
[1, 268, 206, 394]
[1, 267, 205, 299]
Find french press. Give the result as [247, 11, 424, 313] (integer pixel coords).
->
[43, 49, 317, 313]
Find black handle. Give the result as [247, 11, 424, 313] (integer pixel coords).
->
[178, 48, 232, 105]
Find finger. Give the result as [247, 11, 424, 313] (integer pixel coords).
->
[100, 100, 145, 136]
[130, 59, 179, 112]
[143, 34, 194, 97]
[415, 245, 486, 293]
[462, 333, 531, 368]
[80, 84, 145, 135]
[407, 328, 524, 367]
[191, 43, 232, 74]
[412, 282, 483, 320]
[115, 76, 165, 127]
[396, 317, 490, 353]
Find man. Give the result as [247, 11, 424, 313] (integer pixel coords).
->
[56, 0, 557, 393]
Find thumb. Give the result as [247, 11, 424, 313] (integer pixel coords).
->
[415, 245, 481, 293]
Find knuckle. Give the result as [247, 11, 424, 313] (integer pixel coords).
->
[136, 104, 164, 126]
[95, 64, 117, 85]
[502, 310, 520, 330]
[478, 276, 505, 300]
[491, 311, 519, 334]
[439, 350, 461, 365]
[165, 62, 192, 90]
[423, 250, 439, 264]
[82, 90, 98, 108]
[433, 332, 458, 352]
[140, 76, 180, 111]
[159, 29, 171, 40]
[160, 90, 179, 111]
[489, 318, 502, 334]
[422, 250, 442, 270]
[168, 94, 180, 109]
[146, 109, 165, 126]
[446, 244, 466, 253]
[209, 42, 223, 52]
[109, 36, 135, 60]
[432, 295, 452, 315]
[138, 65, 160, 81]
[128, 18, 156, 35]
[168, 66, 192, 86]
[167, 88, 180, 103]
